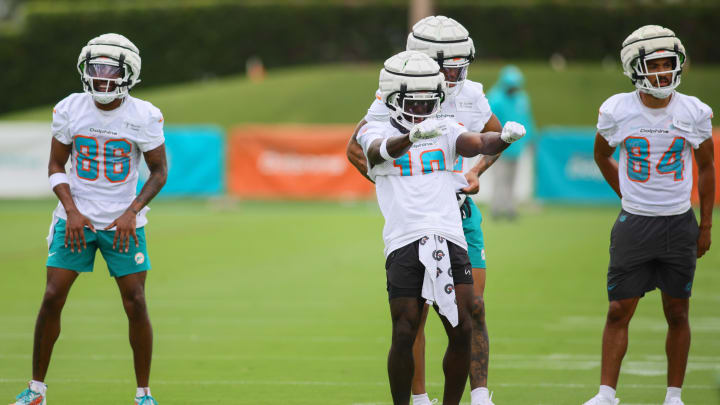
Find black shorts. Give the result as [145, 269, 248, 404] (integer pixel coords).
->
[607, 209, 698, 301]
[385, 238, 473, 300]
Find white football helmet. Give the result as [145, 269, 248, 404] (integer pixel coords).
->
[379, 51, 445, 131]
[406, 15, 475, 96]
[77, 33, 142, 104]
[621, 25, 685, 99]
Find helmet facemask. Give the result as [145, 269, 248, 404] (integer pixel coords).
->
[80, 55, 133, 104]
[438, 54, 470, 97]
[387, 84, 444, 131]
[631, 49, 684, 99]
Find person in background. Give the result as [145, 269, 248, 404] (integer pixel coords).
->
[486, 65, 536, 220]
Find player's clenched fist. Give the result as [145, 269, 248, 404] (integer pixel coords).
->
[500, 121, 526, 143]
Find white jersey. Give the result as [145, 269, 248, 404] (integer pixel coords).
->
[356, 118, 469, 257]
[364, 80, 493, 173]
[51, 93, 165, 228]
[597, 91, 713, 216]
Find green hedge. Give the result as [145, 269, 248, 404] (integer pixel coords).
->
[1, 3, 718, 114]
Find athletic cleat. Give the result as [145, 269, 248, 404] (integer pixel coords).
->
[134, 395, 158, 405]
[582, 394, 619, 405]
[663, 398, 683, 405]
[411, 398, 437, 405]
[10, 386, 45, 405]
[472, 391, 495, 405]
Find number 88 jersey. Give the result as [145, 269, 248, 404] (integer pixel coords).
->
[597, 91, 713, 216]
[51, 93, 165, 227]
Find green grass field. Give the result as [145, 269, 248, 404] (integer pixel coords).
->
[1, 200, 719, 404]
[2, 61, 719, 129]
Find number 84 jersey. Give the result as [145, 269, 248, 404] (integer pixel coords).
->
[597, 91, 713, 216]
[51, 93, 165, 228]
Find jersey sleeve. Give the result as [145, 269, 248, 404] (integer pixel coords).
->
[356, 121, 385, 156]
[136, 105, 165, 152]
[471, 85, 493, 132]
[689, 101, 714, 149]
[364, 90, 392, 123]
[597, 98, 620, 146]
[51, 100, 72, 145]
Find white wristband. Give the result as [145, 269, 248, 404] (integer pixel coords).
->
[49, 172, 69, 190]
[379, 138, 393, 161]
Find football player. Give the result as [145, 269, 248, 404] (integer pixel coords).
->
[584, 25, 714, 405]
[347, 16, 501, 405]
[10, 34, 167, 405]
[356, 50, 524, 405]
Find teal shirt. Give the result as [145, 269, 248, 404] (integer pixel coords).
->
[487, 65, 536, 160]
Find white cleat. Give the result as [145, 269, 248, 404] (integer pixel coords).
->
[411, 398, 437, 405]
[663, 398, 684, 405]
[472, 391, 495, 405]
[582, 394, 619, 405]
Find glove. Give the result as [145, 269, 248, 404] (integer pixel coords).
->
[500, 121, 526, 143]
[409, 120, 444, 143]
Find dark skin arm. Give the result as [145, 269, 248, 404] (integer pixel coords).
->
[455, 129, 510, 158]
[346, 119, 373, 182]
[594, 133, 622, 198]
[462, 114, 503, 194]
[694, 137, 714, 258]
[49, 137, 96, 253]
[366, 132, 413, 166]
[104, 144, 168, 252]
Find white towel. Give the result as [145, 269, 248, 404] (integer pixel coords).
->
[419, 235, 458, 327]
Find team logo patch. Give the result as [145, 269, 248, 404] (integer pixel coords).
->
[444, 284, 454, 294]
[432, 250, 445, 261]
[134, 252, 145, 265]
[420, 236, 429, 245]
[619, 214, 627, 222]
[481, 249, 486, 260]
[464, 268, 471, 276]
[685, 281, 693, 292]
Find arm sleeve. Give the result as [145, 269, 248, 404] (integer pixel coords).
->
[364, 90, 392, 122]
[444, 120, 466, 160]
[51, 102, 72, 145]
[136, 106, 166, 152]
[597, 101, 619, 146]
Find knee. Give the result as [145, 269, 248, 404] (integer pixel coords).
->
[665, 306, 689, 327]
[392, 318, 418, 349]
[121, 290, 148, 319]
[40, 285, 68, 313]
[470, 295, 485, 323]
[448, 320, 472, 351]
[606, 302, 632, 327]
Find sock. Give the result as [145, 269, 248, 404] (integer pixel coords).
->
[666, 387, 681, 400]
[471, 387, 490, 403]
[598, 385, 616, 400]
[411, 393, 429, 404]
[136, 387, 151, 397]
[29, 380, 47, 396]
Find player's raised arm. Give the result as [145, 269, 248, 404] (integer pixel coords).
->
[593, 133, 621, 198]
[694, 137, 715, 258]
[365, 121, 444, 166]
[455, 121, 525, 158]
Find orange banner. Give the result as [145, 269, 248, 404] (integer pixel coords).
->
[228, 125, 375, 199]
[690, 129, 720, 204]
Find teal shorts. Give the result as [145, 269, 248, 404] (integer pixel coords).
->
[46, 218, 151, 277]
[461, 198, 486, 269]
